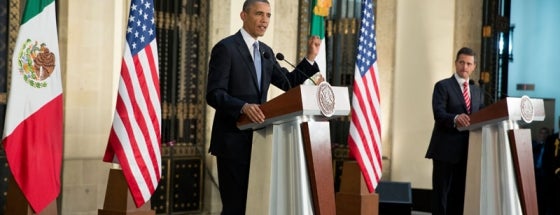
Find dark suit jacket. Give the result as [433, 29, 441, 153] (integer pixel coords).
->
[206, 31, 319, 159]
[544, 133, 560, 180]
[425, 75, 484, 163]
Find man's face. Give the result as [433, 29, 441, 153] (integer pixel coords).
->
[538, 129, 549, 142]
[455, 54, 476, 79]
[241, 2, 271, 39]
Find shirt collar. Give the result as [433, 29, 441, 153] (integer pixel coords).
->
[240, 28, 258, 51]
[454, 73, 469, 86]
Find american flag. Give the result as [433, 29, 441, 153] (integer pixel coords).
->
[348, 0, 382, 193]
[103, 0, 161, 207]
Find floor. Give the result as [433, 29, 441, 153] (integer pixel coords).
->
[412, 211, 431, 215]
[179, 210, 432, 215]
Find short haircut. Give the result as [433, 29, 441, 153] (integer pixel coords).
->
[243, 0, 270, 12]
[540, 127, 550, 134]
[455, 47, 477, 63]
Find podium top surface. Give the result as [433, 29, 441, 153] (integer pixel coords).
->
[237, 85, 351, 130]
[459, 97, 545, 131]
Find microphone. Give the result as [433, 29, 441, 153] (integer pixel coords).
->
[263, 51, 292, 89]
[471, 79, 488, 103]
[276, 53, 317, 85]
[476, 79, 507, 104]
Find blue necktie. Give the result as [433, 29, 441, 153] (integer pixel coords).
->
[253, 42, 262, 90]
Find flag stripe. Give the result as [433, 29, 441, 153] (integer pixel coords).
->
[108, 113, 151, 201]
[104, 0, 161, 207]
[358, 66, 382, 160]
[349, 73, 382, 190]
[127, 45, 161, 170]
[348, 0, 382, 193]
[117, 60, 157, 191]
[310, 0, 326, 39]
[3, 96, 63, 212]
[20, 0, 54, 24]
[144, 42, 162, 120]
[352, 65, 382, 172]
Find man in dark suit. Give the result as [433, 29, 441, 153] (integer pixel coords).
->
[205, 0, 321, 214]
[543, 132, 560, 214]
[425, 47, 484, 215]
[533, 127, 551, 214]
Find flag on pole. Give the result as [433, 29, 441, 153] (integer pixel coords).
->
[103, 0, 162, 207]
[347, 0, 382, 193]
[310, 0, 331, 78]
[2, 0, 63, 213]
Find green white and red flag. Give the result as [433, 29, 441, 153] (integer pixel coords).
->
[2, 0, 63, 213]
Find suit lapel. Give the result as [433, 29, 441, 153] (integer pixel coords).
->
[233, 32, 261, 92]
[470, 85, 479, 112]
[259, 45, 271, 96]
[449, 76, 468, 113]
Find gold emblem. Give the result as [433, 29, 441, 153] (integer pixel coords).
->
[16, 39, 56, 88]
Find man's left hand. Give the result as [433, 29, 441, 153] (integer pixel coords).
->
[306, 36, 321, 61]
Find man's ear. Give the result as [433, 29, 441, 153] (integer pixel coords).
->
[240, 11, 246, 22]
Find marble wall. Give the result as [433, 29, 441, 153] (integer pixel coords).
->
[57, 0, 125, 214]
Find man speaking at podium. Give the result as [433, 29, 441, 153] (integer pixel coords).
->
[425, 47, 485, 215]
[206, 0, 323, 214]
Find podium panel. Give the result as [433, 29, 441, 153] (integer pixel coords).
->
[464, 121, 522, 215]
[246, 121, 314, 215]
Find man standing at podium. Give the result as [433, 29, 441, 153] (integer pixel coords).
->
[206, 0, 322, 214]
[425, 47, 484, 215]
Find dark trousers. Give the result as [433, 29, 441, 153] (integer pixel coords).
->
[431, 159, 467, 215]
[217, 156, 251, 215]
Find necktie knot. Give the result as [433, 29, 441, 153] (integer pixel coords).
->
[253, 42, 259, 54]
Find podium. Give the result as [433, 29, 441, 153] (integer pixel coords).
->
[459, 96, 544, 215]
[237, 84, 350, 215]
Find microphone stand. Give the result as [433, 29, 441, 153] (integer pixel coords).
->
[263, 51, 292, 89]
[276, 53, 317, 85]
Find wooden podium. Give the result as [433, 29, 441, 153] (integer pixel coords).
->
[459, 97, 544, 215]
[237, 84, 350, 215]
[98, 168, 155, 215]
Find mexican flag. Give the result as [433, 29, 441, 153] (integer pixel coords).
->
[310, 0, 331, 78]
[2, 0, 63, 213]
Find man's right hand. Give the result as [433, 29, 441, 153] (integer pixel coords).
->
[455, 113, 471, 128]
[242, 103, 265, 123]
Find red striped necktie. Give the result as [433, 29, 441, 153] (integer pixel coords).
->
[463, 81, 471, 114]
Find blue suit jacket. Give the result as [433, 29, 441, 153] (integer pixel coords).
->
[426, 76, 484, 163]
[206, 31, 319, 159]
